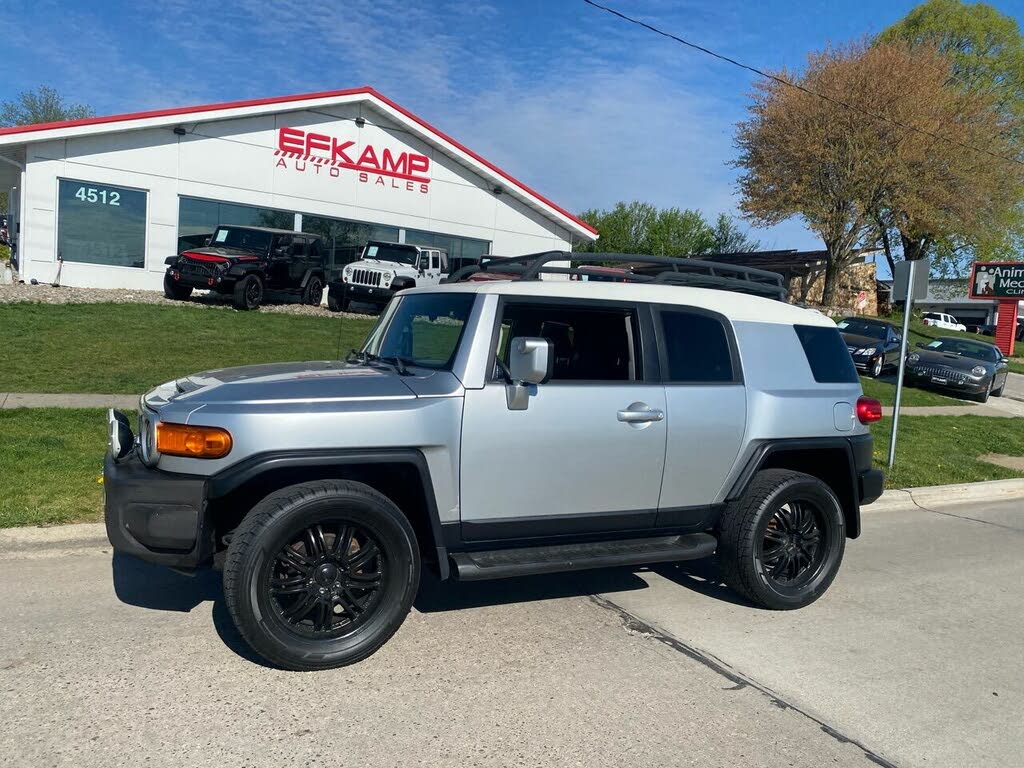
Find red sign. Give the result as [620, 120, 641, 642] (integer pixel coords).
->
[274, 126, 431, 194]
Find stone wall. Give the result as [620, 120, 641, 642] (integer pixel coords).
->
[788, 262, 878, 316]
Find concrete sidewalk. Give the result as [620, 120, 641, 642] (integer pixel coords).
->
[0, 392, 138, 409]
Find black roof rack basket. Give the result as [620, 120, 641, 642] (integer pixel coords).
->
[445, 251, 787, 300]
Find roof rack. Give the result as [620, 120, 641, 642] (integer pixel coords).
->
[445, 251, 787, 300]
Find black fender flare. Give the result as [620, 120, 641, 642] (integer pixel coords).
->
[208, 448, 449, 579]
[300, 268, 326, 289]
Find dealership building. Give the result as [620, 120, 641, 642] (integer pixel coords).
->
[0, 87, 597, 289]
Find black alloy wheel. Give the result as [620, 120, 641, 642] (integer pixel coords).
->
[759, 501, 825, 590]
[268, 521, 385, 638]
[223, 479, 420, 670]
[233, 274, 264, 310]
[717, 469, 845, 610]
[303, 276, 324, 306]
[871, 355, 883, 378]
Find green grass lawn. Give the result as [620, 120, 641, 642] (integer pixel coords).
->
[0, 408, 111, 527]
[0, 303, 376, 394]
[1, 407, 1022, 529]
[1009, 359, 1024, 376]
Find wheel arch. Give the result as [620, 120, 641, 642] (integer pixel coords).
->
[300, 268, 326, 289]
[727, 438, 862, 538]
[207, 449, 449, 579]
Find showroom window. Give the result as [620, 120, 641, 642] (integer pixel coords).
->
[177, 197, 294, 252]
[303, 215, 399, 280]
[57, 180, 147, 268]
[404, 228, 490, 263]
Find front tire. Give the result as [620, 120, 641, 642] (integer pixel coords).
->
[163, 274, 192, 301]
[974, 378, 993, 403]
[992, 378, 1005, 397]
[327, 290, 351, 313]
[223, 480, 420, 671]
[233, 274, 264, 310]
[717, 469, 845, 610]
[870, 356, 883, 378]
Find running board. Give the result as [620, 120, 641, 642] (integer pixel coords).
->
[449, 533, 717, 581]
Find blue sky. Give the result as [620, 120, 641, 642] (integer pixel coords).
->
[3, 0, 1023, 256]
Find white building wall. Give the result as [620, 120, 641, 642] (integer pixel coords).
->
[19, 103, 573, 289]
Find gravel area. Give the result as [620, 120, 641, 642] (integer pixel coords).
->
[0, 281, 377, 319]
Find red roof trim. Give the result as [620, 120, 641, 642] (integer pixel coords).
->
[0, 85, 598, 237]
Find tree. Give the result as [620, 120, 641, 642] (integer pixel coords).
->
[577, 201, 716, 256]
[734, 40, 1021, 305]
[0, 86, 94, 127]
[711, 214, 760, 253]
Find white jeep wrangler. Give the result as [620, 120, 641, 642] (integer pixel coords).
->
[327, 240, 448, 312]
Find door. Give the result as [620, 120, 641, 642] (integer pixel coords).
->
[885, 327, 902, 366]
[268, 235, 292, 287]
[459, 299, 667, 539]
[287, 237, 309, 284]
[655, 308, 747, 514]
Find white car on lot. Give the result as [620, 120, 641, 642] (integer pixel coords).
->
[327, 241, 448, 312]
[922, 312, 967, 332]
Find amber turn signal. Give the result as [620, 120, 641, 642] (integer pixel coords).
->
[156, 422, 232, 458]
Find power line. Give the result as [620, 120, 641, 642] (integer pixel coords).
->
[582, 0, 1024, 167]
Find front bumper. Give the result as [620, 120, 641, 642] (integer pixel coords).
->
[904, 369, 988, 394]
[342, 281, 395, 304]
[104, 451, 213, 569]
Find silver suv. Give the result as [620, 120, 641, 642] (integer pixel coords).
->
[105, 253, 884, 670]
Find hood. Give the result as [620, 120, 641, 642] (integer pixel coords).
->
[910, 348, 992, 372]
[143, 360, 463, 408]
[840, 332, 883, 349]
[181, 246, 262, 261]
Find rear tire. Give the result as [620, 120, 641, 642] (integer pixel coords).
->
[233, 274, 264, 310]
[717, 469, 845, 610]
[223, 480, 420, 671]
[163, 274, 192, 301]
[303, 275, 324, 306]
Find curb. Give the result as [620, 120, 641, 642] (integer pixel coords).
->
[2, 477, 1023, 556]
[865, 478, 1024, 513]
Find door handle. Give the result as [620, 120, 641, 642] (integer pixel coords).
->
[617, 405, 664, 423]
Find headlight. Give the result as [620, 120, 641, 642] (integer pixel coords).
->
[856, 347, 874, 355]
[383, 272, 393, 283]
[343, 266, 353, 280]
[971, 366, 986, 376]
[908, 353, 920, 363]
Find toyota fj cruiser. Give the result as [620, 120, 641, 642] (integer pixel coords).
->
[106, 252, 884, 671]
[164, 225, 326, 310]
[326, 240, 448, 312]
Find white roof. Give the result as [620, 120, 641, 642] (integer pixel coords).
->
[408, 280, 833, 326]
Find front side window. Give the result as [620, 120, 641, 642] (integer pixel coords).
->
[362, 292, 476, 369]
[495, 302, 640, 382]
[58, 180, 147, 268]
[660, 310, 736, 383]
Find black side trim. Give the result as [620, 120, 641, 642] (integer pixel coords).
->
[208, 449, 449, 580]
[461, 508, 657, 542]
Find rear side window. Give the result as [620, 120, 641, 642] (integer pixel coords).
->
[794, 325, 858, 383]
[660, 310, 736, 383]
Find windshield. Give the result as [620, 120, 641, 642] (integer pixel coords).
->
[923, 338, 998, 362]
[211, 227, 272, 252]
[362, 292, 476, 369]
[836, 319, 888, 339]
[363, 243, 418, 266]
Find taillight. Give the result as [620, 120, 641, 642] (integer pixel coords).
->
[856, 396, 883, 424]
[156, 422, 232, 458]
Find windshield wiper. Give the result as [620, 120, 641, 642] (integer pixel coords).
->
[363, 352, 413, 376]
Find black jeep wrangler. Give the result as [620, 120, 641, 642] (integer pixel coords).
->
[164, 226, 326, 310]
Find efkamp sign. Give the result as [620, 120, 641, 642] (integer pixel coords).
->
[969, 262, 1024, 299]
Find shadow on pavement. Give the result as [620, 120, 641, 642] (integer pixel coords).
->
[650, 558, 754, 608]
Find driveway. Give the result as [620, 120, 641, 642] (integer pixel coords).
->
[1, 496, 1021, 767]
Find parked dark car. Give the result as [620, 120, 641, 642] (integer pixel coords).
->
[964, 323, 996, 336]
[836, 317, 903, 378]
[164, 226, 326, 310]
[904, 336, 1009, 403]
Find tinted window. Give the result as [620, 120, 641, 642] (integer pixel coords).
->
[835, 318, 888, 339]
[496, 302, 640, 382]
[794, 325, 859, 383]
[58, 180, 147, 268]
[660, 311, 735, 383]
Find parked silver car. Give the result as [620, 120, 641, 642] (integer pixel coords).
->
[105, 253, 884, 670]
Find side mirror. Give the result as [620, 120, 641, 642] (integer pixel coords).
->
[1001, 356, 1009, 364]
[505, 337, 552, 410]
[915, 341, 927, 349]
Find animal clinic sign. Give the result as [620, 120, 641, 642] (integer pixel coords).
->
[969, 262, 1024, 299]
[274, 126, 431, 194]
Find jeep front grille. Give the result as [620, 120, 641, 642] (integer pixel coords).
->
[350, 268, 383, 287]
[180, 258, 218, 279]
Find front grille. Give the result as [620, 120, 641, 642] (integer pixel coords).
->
[913, 364, 968, 383]
[179, 258, 218, 279]
[350, 268, 383, 287]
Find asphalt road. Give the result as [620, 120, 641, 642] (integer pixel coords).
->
[1, 497, 1021, 767]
